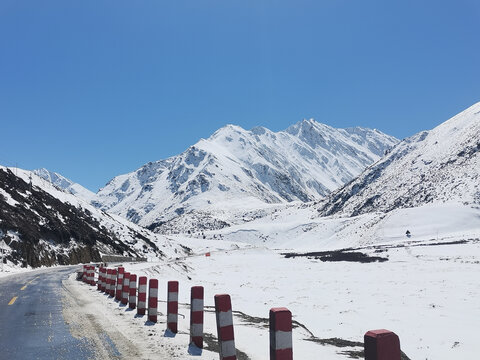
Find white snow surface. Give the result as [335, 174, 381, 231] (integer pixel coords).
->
[6, 199, 480, 359]
[68, 199, 479, 360]
[113, 213, 480, 360]
[319, 101, 480, 216]
[34, 168, 97, 203]
[207, 201, 480, 251]
[93, 120, 397, 230]
[0, 187, 19, 207]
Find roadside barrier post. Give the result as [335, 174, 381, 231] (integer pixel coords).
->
[116, 267, 124, 301]
[89, 266, 95, 286]
[105, 269, 112, 294]
[100, 267, 104, 290]
[122, 272, 130, 305]
[269, 307, 293, 360]
[97, 267, 104, 291]
[137, 276, 147, 315]
[167, 281, 179, 333]
[129, 274, 137, 309]
[102, 268, 108, 292]
[190, 286, 204, 349]
[110, 269, 117, 297]
[148, 279, 158, 323]
[83, 265, 87, 282]
[214, 294, 236, 360]
[92, 266, 97, 286]
[86, 265, 90, 284]
[364, 329, 401, 360]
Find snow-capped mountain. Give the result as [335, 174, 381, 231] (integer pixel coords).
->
[318, 102, 480, 217]
[94, 120, 398, 232]
[0, 166, 186, 268]
[34, 168, 96, 203]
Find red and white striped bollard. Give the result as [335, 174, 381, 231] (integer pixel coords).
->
[269, 307, 293, 360]
[137, 276, 147, 315]
[122, 272, 130, 305]
[97, 267, 104, 291]
[85, 265, 90, 284]
[105, 269, 112, 294]
[102, 268, 108, 292]
[364, 329, 401, 360]
[101, 267, 107, 292]
[82, 265, 87, 283]
[148, 279, 158, 323]
[167, 281, 179, 333]
[116, 267, 124, 301]
[89, 266, 95, 286]
[214, 294, 236, 360]
[129, 274, 137, 309]
[190, 286, 204, 348]
[109, 269, 117, 297]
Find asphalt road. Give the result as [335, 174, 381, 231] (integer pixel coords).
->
[0, 267, 95, 360]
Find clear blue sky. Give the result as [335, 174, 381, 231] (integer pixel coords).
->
[1, 0, 479, 191]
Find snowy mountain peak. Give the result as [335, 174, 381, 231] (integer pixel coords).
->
[250, 126, 269, 135]
[286, 118, 323, 133]
[210, 124, 247, 140]
[94, 119, 398, 233]
[34, 168, 73, 189]
[33, 168, 96, 203]
[285, 119, 332, 148]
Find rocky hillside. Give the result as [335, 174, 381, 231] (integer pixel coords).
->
[93, 120, 397, 232]
[318, 102, 480, 217]
[0, 167, 176, 268]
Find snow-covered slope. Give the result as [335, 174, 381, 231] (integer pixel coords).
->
[205, 200, 480, 251]
[318, 102, 480, 217]
[34, 168, 96, 203]
[0, 166, 190, 269]
[94, 120, 397, 232]
[191, 102, 480, 251]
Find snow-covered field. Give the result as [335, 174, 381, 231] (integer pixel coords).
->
[4, 194, 479, 359]
[101, 235, 478, 360]
[204, 201, 480, 252]
[90, 202, 478, 360]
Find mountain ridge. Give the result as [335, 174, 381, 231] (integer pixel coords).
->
[93, 119, 398, 232]
[317, 102, 480, 217]
[34, 168, 97, 202]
